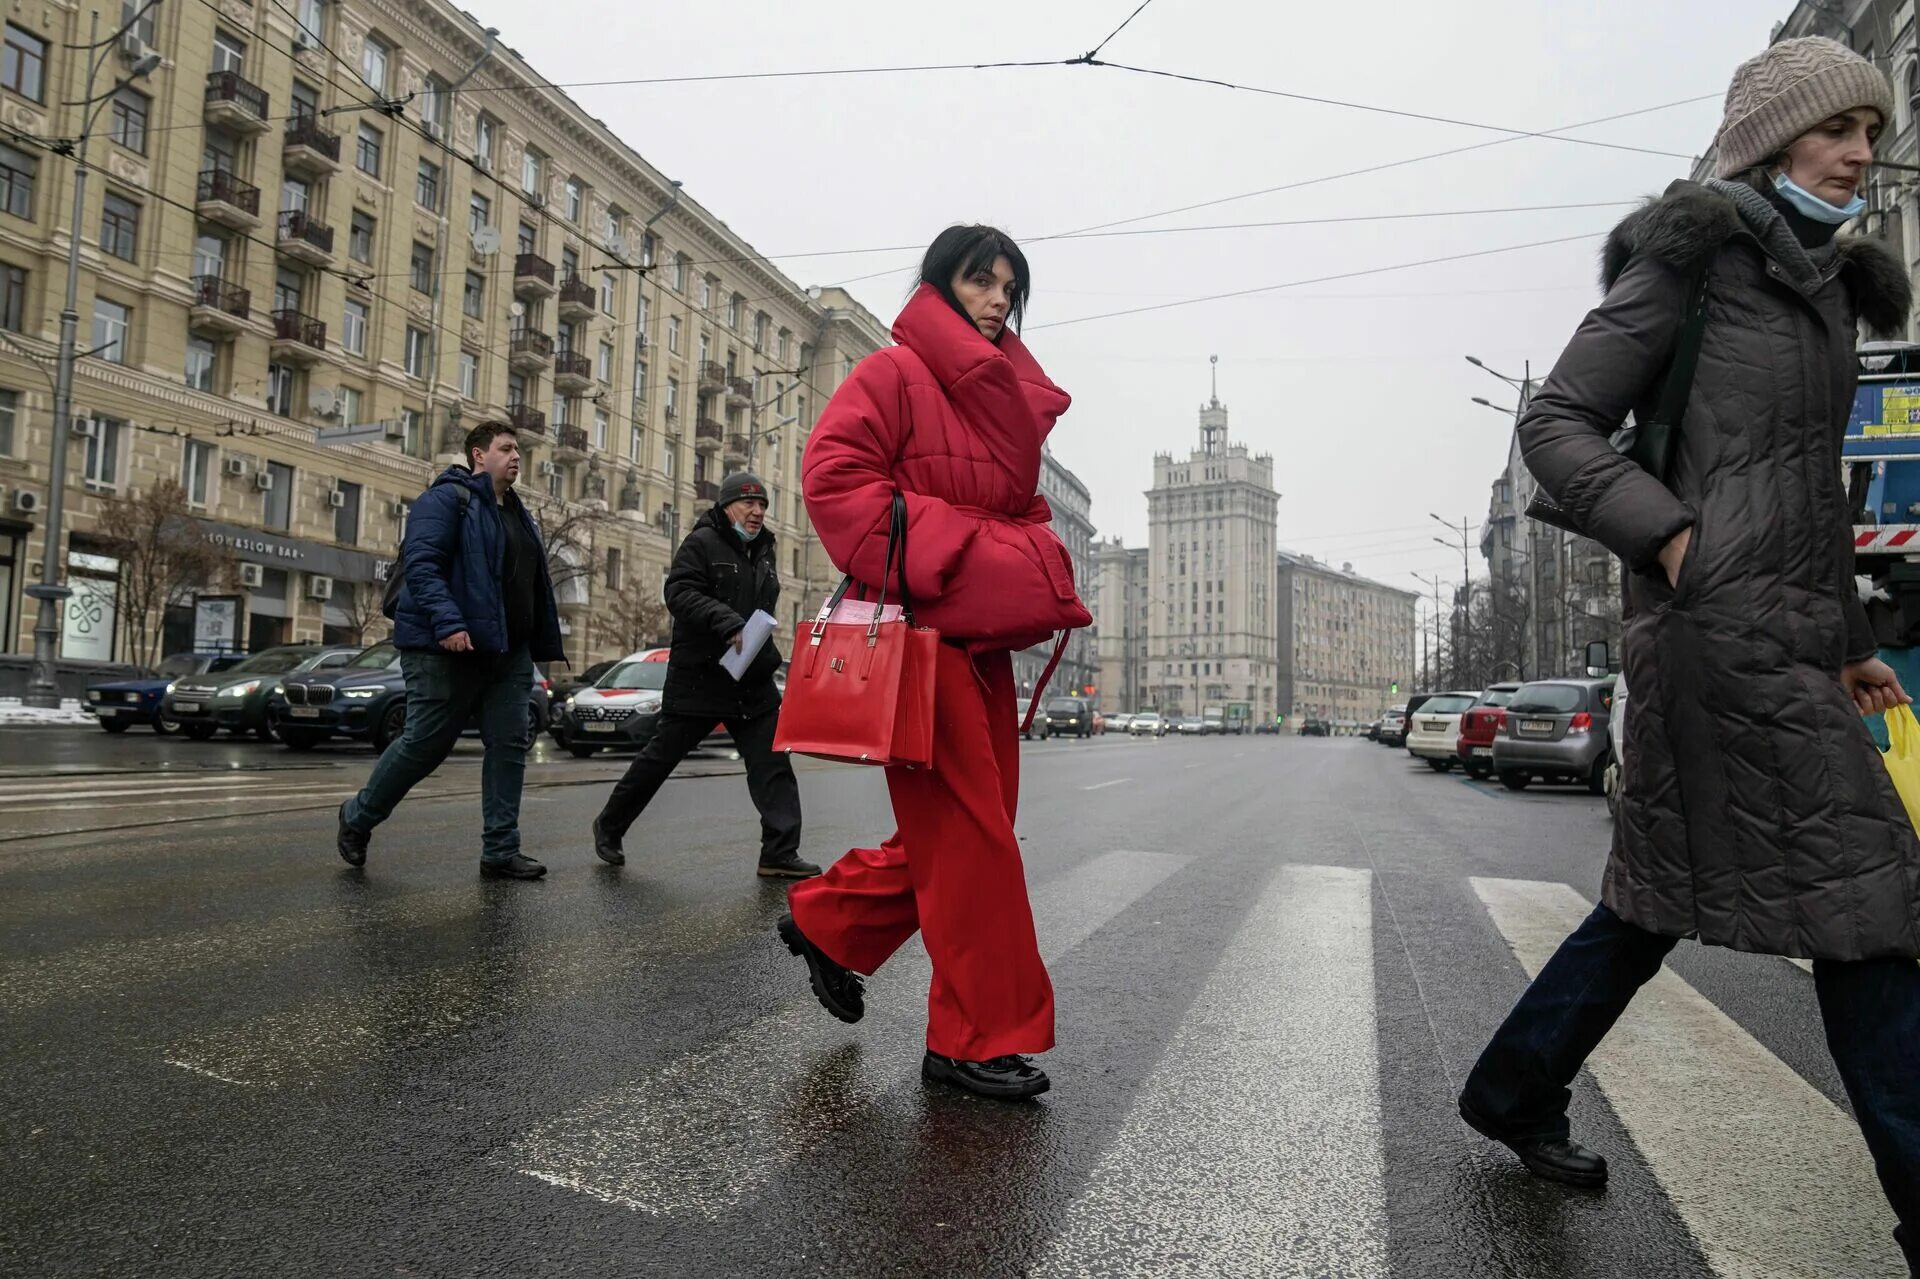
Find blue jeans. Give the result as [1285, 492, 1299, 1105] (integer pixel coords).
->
[1461, 902, 1920, 1272]
[343, 646, 535, 863]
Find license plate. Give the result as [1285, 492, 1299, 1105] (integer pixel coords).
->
[1473, 746, 1493, 757]
[174, 701, 200, 713]
[123, 694, 141, 704]
[585, 722, 616, 733]
[96, 706, 118, 715]
[1522, 719, 1553, 733]
[288, 707, 320, 719]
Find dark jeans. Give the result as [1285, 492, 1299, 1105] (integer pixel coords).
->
[343, 646, 535, 863]
[1462, 902, 1920, 1272]
[596, 708, 801, 862]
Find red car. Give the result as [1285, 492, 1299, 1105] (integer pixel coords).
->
[1457, 682, 1524, 780]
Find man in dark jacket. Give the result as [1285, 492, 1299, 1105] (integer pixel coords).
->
[591, 472, 815, 878]
[336, 422, 565, 880]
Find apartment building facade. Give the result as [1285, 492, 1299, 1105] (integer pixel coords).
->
[1011, 444, 1097, 703]
[0, 0, 888, 677]
[1275, 550, 1416, 728]
[1089, 535, 1149, 715]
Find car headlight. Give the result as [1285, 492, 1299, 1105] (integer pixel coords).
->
[564, 695, 576, 708]
[164, 680, 178, 695]
[217, 680, 262, 699]
[343, 687, 380, 699]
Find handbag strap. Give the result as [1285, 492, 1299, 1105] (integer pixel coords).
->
[812, 490, 913, 640]
[1020, 633, 1070, 734]
[1639, 250, 1715, 478]
[890, 491, 916, 625]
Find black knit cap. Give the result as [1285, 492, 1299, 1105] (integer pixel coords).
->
[718, 471, 768, 507]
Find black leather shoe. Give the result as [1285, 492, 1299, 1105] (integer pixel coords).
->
[757, 854, 822, 879]
[922, 1051, 1051, 1101]
[777, 912, 864, 1023]
[1460, 1100, 1608, 1187]
[591, 816, 624, 866]
[337, 803, 369, 867]
[480, 853, 547, 880]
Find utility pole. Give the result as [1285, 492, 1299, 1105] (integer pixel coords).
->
[1412, 572, 1446, 688]
[1430, 512, 1476, 684]
[23, 9, 162, 707]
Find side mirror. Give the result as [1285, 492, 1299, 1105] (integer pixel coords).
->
[1584, 639, 1611, 676]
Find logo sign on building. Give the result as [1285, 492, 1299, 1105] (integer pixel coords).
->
[62, 567, 118, 662]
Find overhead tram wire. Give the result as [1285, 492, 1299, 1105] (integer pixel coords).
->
[1081, 0, 1162, 62]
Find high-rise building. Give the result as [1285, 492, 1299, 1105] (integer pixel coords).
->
[1012, 444, 1096, 703]
[0, 0, 889, 686]
[1090, 536, 1149, 714]
[1144, 374, 1278, 725]
[1275, 551, 1416, 728]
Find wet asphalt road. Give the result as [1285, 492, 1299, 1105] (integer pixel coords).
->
[1, 729, 1906, 1277]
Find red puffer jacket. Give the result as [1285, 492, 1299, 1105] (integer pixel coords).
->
[802, 284, 1092, 652]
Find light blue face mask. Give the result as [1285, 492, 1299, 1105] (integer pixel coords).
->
[732, 522, 761, 542]
[1773, 170, 1866, 224]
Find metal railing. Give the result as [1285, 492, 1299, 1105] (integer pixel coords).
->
[513, 252, 554, 286]
[196, 169, 260, 215]
[204, 70, 269, 121]
[270, 309, 326, 349]
[189, 275, 250, 319]
[283, 115, 341, 161]
[506, 404, 547, 435]
[277, 209, 334, 254]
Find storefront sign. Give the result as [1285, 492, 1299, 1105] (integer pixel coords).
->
[194, 520, 390, 584]
[62, 574, 117, 662]
[193, 596, 241, 652]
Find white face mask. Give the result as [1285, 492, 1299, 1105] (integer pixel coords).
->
[732, 521, 761, 542]
[1773, 170, 1866, 224]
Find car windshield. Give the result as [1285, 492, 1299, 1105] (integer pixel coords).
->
[345, 643, 399, 670]
[1510, 684, 1587, 714]
[299, 649, 354, 670]
[1420, 695, 1476, 715]
[230, 648, 313, 675]
[1047, 700, 1083, 713]
[1479, 687, 1520, 708]
[600, 661, 669, 690]
[158, 654, 208, 677]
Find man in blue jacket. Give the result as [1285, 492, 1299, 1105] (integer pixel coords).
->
[337, 421, 564, 879]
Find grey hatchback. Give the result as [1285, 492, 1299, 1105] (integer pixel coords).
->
[1492, 678, 1617, 794]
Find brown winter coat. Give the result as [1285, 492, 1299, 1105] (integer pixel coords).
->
[1521, 180, 1920, 960]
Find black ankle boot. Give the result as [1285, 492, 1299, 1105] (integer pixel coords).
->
[922, 1051, 1050, 1101]
[777, 913, 863, 1023]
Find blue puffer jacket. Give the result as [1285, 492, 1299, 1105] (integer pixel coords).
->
[390, 466, 565, 662]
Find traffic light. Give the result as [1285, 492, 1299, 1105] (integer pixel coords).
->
[1390, 681, 1400, 694]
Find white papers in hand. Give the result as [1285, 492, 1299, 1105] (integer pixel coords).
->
[720, 609, 777, 681]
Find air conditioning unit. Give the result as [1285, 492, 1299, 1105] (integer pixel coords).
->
[239, 562, 265, 589]
[11, 489, 40, 514]
[254, 470, 275, 491]
[538, 460, 558, 477]
[69, 416, 97, 440]
[389, 500, 408, 517]
[327, 489, 346, 509]
[473, 153, 493, 174]
[307, 575, 334, 601]
[525, 191, 546, 209]
[383, 419, 407, 440]
[291, 31, 312, 52]
[118, 31, 150, 63]
[223, 456, 248, 477]
[636, 333, 649, 350]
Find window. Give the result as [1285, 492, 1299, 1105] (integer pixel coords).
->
[98, 193, 138, 261]
[637, 293, 649, 332]
[521, 147, 543, 196]
[280, 176, 310, 215]
[342, 298, 367, 355]
[0, 143, 34, 218]
[404, 326, 428, 378]
[458, 349, 478, 399]
[295, 0, 324, 41]
[628, 424, 642, 465]
[697, 333, 710, 367]
[633, 358, 647, 401]
[267, 362, 294, 416]
[600, 272, 616, 315]
[400, 406, 423, 455]
[336, 386, 361, 429]
[640, 232, 656, 267]
[697, 276, 712, 309]
[334, 480, 361, 544]
[108, 88, 148, 154]
[606, 547, 623, 590]
[665, 376, 679, 417]
[349, 212, 373, 264]
[91, 299, 130, 364]
[212, 31, 245, 76]
[729, 293, 744, 330]
[546, 462, 565, 501]
[551, 393, 568, 427]
[355, 123, 382, 177]
[468, 191, 490, 237]
[361, 34, 389, 93]
[420, 76, 448, 134]
[3, 25, 46, 101]
[183, 439, 214, 507]
[185, 335, 216, 391]
[462, 271, 484, 319]
[415, 159, 440, 210]
[671, 253, 688, 291]
[593, 407, 608, 449]
[517, 222, 536, 256]
[410, 242, 433, 293]
[664, 446, 675, 479]
[564, 176, 582, 222]
[83, 416, 124, 489]
[123, 0, 157, 45]
[597, 341, 613, 383]
[269, 263, 298, 308]
[474, 114, 496, 164]
[507, 371, 526, 407]
[666, 316, 681, 354]
[264, 461, 294, 531]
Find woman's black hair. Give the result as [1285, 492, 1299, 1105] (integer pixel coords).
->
[918, 225, 1031, 333]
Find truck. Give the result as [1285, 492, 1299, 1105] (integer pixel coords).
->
[1201, 705, 1226, 735]
[1842, 340, 1920, 747]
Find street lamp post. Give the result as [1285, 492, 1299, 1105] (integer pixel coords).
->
[23, 9, 161, 707]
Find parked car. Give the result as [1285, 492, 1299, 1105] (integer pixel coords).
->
[1253, 718, 1282, 735]
[1493, 678, 1618, 794]
[548, 658, 621, 705]
[1406, 691, 1482, 771]
[1107, 712, 1132, 733]
[1300, 717, 1331, 737]
[1175, 716, 1207, 736]
[164, 644, 359, 740]
[1128, 711, 1167, 737]
[1045, 696, 1096, 738]
[1378, 704, 1409, 747]
[1361, 718, 1381, 741]
[1456, 682, 1525, 780]
[271, 641, 547, 752]
[550, 648, 668, 757]
[85, 652, 247, 734]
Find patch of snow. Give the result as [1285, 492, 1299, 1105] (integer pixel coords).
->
[0, 698, 95, 727]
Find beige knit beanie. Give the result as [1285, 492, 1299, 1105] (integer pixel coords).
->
[1715, 36, 1893, 177]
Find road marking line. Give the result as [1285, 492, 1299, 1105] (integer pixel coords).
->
[506, 849, 1189, 1217]
[1184, 762, 1203, 770]
[1471, 877, 1903, 1279]
[1080, 778, 1131, 791]
[0, 783, 353, 811]
[1030, 865, 1385, 1278]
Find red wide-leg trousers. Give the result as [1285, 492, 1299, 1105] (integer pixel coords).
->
[788, 643, 1055, 1061]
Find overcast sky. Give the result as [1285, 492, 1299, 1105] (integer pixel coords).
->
[472, 0, 1782, 595]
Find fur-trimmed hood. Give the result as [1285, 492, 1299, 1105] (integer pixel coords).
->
[1600, 180, 1912, 335]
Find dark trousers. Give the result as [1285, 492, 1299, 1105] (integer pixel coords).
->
[1462, 902, 1920, 1272]
[596, 709, 801, 862]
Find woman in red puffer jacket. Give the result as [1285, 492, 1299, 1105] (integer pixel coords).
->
[777, 225, 1090, 1102]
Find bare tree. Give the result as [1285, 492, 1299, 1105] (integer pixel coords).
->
[334, 579, 390, 647]
[529, 496, 612, 607]
[602, 578, 671, 653]
[94, 479, 235, 671]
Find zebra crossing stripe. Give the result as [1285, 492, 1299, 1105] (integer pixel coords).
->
[1029, 864, 1386, 1278]
[1471, 877, 1904, 1279]
[509, 849, 1190, 1217]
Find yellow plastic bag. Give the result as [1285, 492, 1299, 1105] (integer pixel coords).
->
[1882, 705, 1920, 835]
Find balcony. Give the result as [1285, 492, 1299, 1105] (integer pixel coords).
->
[694, 479, 719, 504]
[187, 275, 250, 335]
[281, 115, 341, 176]
[698, 360, 728, 394]
[507, 329, 554, 372]
[269, 309, 327, 364]
[727, 376, 754, 408]
[554, 424, 590, 458]
[196, 169, 262, 231]
[693, 417, 724, 452]
[506, 404, 547, 437]
[725, 434, 751, 468]
[204, 70, 270, 134]
[552, 351, 593, 394]
[556, 275, 596, 321]
[275, 209, 335, 268]
[513, 252, 556, 299]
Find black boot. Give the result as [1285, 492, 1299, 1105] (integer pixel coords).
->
[1460, 1100, 1608, 1187]
[480, 853, 547, 880]
[591, 816, 624, 866]
[337, 802, 369, 867]
[922, 1051, 1051, 1101]
[757, 853, 821, 879]
[777, 912, 863, 1023]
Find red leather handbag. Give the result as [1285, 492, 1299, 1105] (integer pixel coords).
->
[774, 494, 938, 768]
